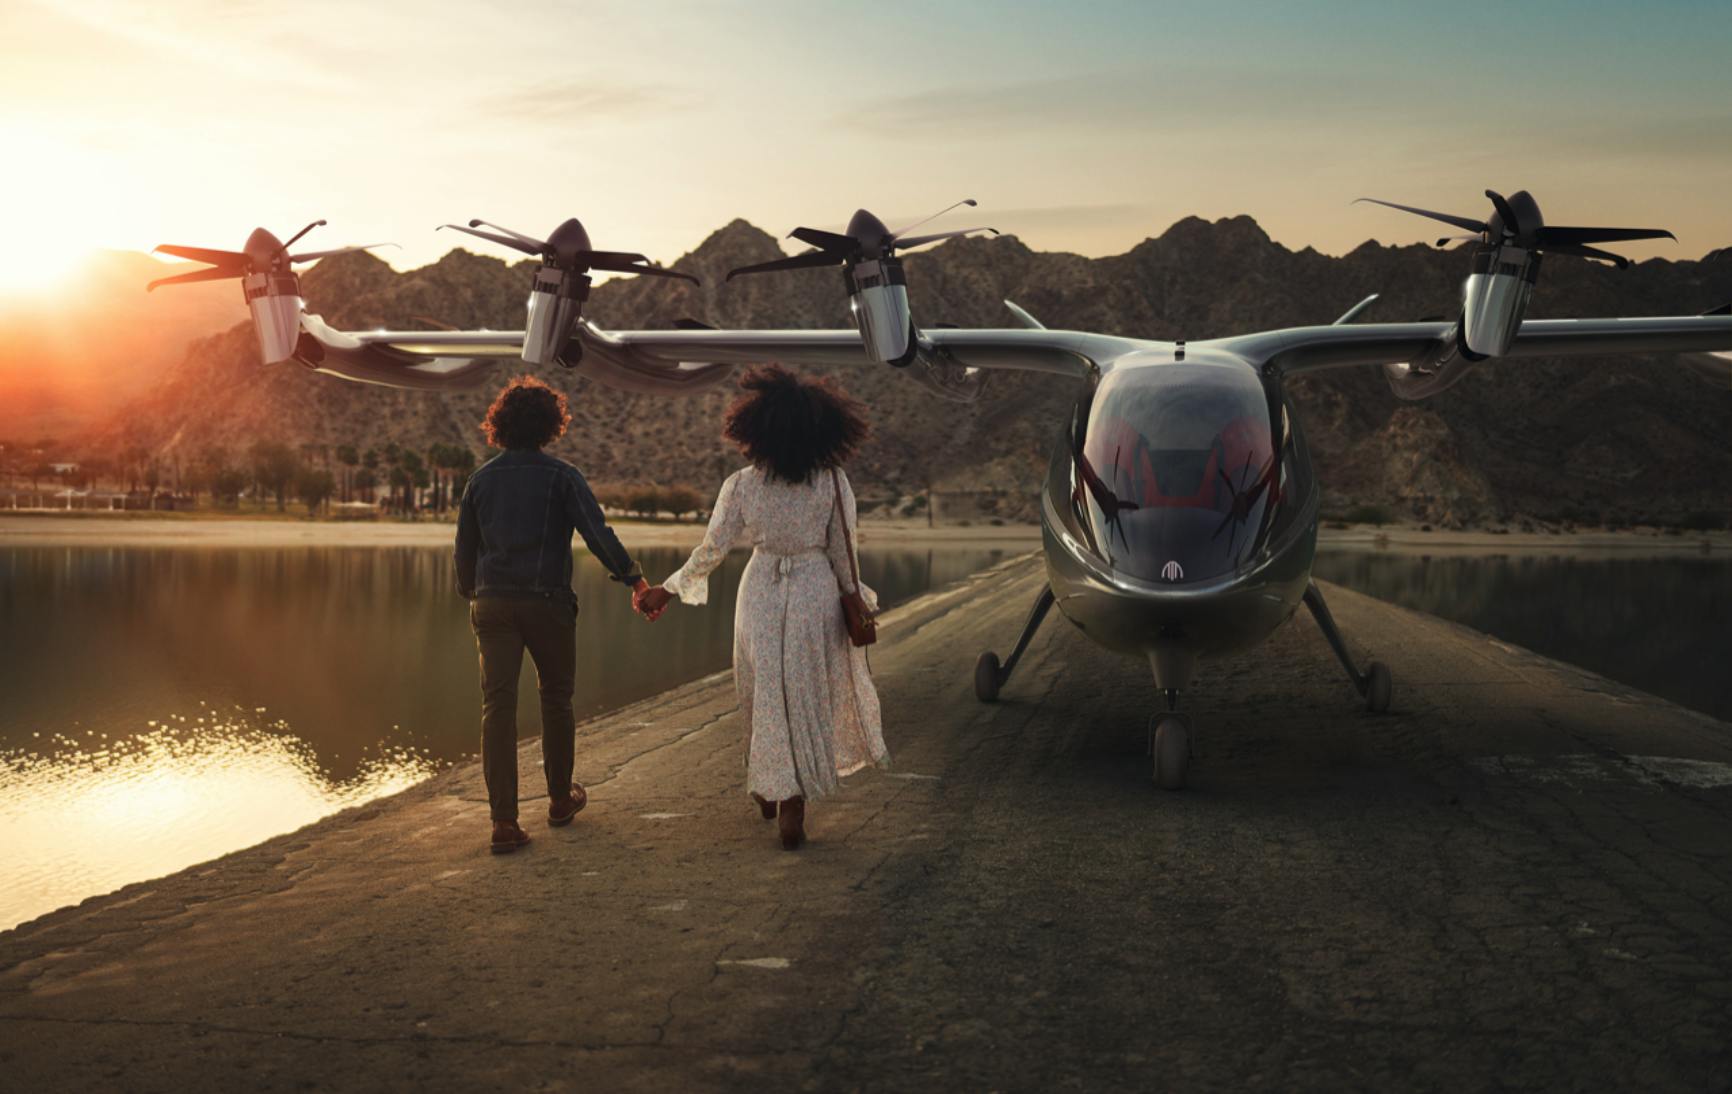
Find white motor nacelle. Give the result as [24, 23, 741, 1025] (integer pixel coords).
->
[1460, 245, 1538, 357]
[845, 258, 918, 367]
[523, 265, 591, 367]
[243, 271, 305, 365]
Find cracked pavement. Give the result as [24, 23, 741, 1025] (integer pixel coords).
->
[3, 554, 1731, 1091]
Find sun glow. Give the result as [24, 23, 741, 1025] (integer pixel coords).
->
[0, 127, 141, 296]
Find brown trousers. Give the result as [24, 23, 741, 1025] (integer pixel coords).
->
[470, 595, 578, 822]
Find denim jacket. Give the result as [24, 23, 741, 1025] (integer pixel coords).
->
[454, 450, 641, 600]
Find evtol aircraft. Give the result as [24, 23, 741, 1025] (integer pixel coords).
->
[149, 191, 1732, 788]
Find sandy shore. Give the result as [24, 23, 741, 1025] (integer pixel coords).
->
[2, 512, 1722, 555]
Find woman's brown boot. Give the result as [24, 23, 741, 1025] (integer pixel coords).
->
[750, 792, 777, 821]
[778, 796, 806, 851]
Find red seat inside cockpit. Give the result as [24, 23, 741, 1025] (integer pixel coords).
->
[1094, 415, 1270, 510]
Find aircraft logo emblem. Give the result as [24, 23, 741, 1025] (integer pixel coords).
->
[1161, 561, 1184, 582]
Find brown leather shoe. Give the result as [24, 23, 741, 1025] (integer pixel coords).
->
[778, 797, 806, 851]
[491, 820, 531, 854]
[548, 783, 588, 827]
[749, 792, 777, 822]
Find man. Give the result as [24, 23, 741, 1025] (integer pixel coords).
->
[455, 375, 651, 854]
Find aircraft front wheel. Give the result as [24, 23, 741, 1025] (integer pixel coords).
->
[974, 652, 1002, 703]
[1364, 661, 1392, 713]
[1152, 716, 1190, 790]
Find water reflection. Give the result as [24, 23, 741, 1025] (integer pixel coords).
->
[1314, 549, 1732, 723]
[2, 712, 438, 934]
[0, 544, 1004, 929]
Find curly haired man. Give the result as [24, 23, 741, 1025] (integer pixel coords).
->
[455, 375, 650, 853]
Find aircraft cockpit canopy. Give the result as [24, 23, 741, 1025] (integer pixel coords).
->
[1073, 363, 1283, 585]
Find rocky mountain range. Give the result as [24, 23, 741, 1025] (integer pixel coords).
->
[82, 216, 1732, 526]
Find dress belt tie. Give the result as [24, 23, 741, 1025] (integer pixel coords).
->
[759, 548, 825, 583]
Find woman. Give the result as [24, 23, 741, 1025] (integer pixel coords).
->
[636, 366, 886, 850]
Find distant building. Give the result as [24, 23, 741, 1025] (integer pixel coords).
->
[50, 462, 79, 474]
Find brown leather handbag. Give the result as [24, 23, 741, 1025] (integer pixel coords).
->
[831, 469, 877, 647]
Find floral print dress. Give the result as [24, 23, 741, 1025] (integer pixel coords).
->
[662, 465, 887, 801]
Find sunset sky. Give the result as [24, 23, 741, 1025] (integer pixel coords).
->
[3, 0, 1730, 291]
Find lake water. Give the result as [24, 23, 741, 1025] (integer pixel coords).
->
[1314, 548, 1732, 724]
[0, 544, 1006, 930]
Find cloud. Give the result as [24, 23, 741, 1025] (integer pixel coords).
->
[25, 0, 356, 89]
[836, 68, 1405, 140]
[473, 81, 688, 124]
[841, 75, 1147, 136]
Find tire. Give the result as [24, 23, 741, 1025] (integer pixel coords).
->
[1364, 660, 1392, 713]
[1152, 717, 1190, 790]
[974, 651, 1002, 703]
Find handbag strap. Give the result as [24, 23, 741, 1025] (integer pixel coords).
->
[831, 467, 861, 594]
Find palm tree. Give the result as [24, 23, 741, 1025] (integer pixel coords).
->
[336, 444, 359, 504]
[197, 445, 229, 506]
[381, 445, 401, 512]
[123, 444, 148, 493]
[425, 443, 445, 512]
[361, 448, 380, 503]
[429, 442, 468, 513]
[399, 450, 425, 515]
[295, 467, 336, 517]
[451, 447, 476, 504]
[249, 440, 301, 513]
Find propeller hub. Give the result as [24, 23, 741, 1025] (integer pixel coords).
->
[846, 209, 894, 256]
[546, 218, 593, 266]
[243, 228, 287, 271]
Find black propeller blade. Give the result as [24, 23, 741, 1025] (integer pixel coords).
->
[155, 244, 248, 267]
[147, 264, 248, 292]
[1538, 242, 1633, 268]
[894, 227, 998, 252]
[441, 217, 698, 283]
[1530, 225, 1677, 245]
[1353, 197, 1487, 235]
[1358, 189, 1674, 265]
[469, 219, 545, 247]
[280, 219, 327, 251]
[291, 244, 394, 263]
[725, 250, 843, 281]
[1484, 189, 1527, 237]
[891, 198, 979, 240]
[583, 249, 653, 266]
[611, 263, 699, 283]
[787, 226, 860, 254]
[728, 200, 997, 280]
[439, 223, 541, 256]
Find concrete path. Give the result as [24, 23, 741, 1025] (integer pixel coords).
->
[4, 555, 1731, 1092]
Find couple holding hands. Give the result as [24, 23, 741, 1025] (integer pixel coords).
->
[455, 368, 887, 854]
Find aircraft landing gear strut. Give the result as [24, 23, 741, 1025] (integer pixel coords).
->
[975, 586, 1055, 702]
[1302, 581, 1392, 713]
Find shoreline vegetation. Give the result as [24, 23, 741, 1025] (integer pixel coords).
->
[0, 440, 729, 526]
[1, 511, 1726, 555]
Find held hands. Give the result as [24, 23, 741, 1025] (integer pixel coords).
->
[631, 580, 674, 622]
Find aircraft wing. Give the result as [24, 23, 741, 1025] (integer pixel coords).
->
[578, 324, 1125, 377]
[293, 314, 1127, 395]
[293, 315, 522, 391]
[1216, 315, 1732, 375]
[1207, 314, 1732, 401]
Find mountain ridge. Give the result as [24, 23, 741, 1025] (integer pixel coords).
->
[78, 215, 1732, 527]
